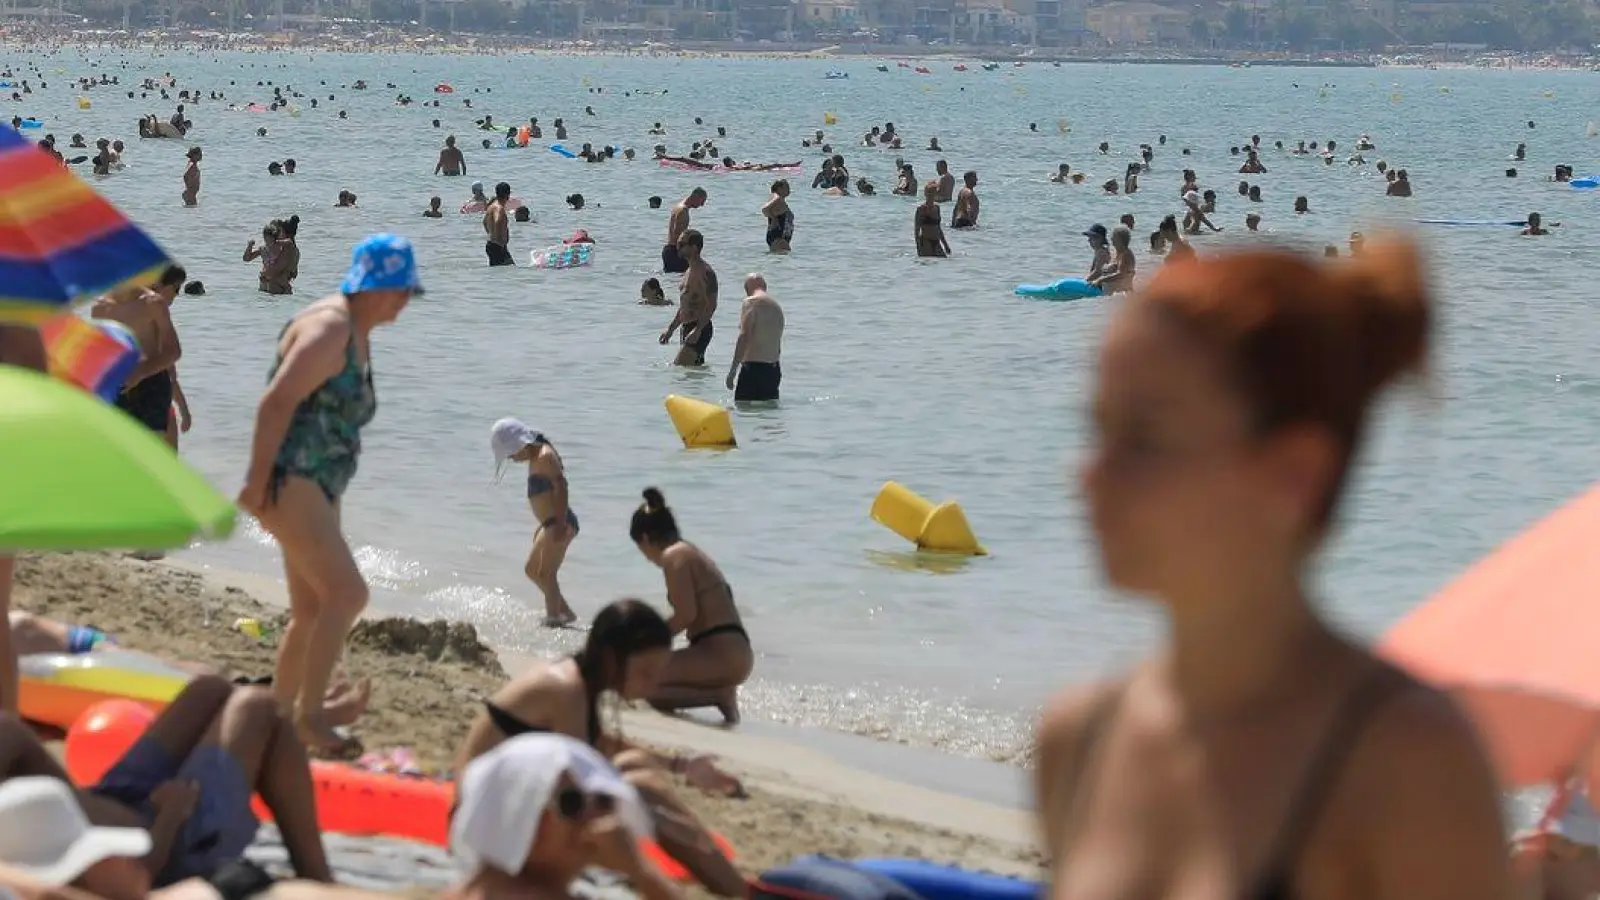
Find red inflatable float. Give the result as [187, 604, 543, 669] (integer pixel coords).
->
[65, 701, 731, 881]
[434, 83, 455, 94]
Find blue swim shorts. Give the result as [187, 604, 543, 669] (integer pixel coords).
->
[90, 739, 259, 886]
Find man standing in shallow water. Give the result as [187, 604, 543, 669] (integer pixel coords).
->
[934, 159, 956, 202]
[435, 135, 465, 176]
[662, 187, 706, 274]
[483, 182, 514, 267]
[951, 171, 980, 228]
[726, 274, 784, 402]
[659, 229, 717, 366]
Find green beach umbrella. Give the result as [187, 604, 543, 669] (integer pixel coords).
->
[0, 366, 236, 550]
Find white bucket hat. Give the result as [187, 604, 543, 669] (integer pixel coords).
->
[490, 417, 541, 482]
[450, 733, 652, 876]
[0, 777, 151, 885]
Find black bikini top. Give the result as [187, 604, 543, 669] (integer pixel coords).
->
[1057, 666, 1406, 900]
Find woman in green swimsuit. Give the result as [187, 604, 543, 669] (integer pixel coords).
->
[237, 234, 422, 754]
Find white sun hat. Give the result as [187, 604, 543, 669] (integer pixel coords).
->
[450, 733, 652, 876]
[0, 777, 151, 885]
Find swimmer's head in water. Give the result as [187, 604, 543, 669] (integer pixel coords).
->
[1083, 239, 1428, 597]
[745, 273, 767, 295]
[648, 196, 662, 209]
[577, 599, 673, 704]
[686, 187, 708, 208]
[771, 179, 790, 196]
[641, 278, 664, 300]
[1245, 213, 1261, 231]
[513, 207, 531, 222]
[495, 182, 511, 201]
[630, 488, 681, 556]
[566, 194, 584, 210]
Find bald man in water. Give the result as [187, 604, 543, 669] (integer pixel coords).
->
[725, 274, 784, 402]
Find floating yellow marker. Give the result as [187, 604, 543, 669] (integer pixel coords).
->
[75, 97, 91, 109]
[870, 481, 986, 556]
[823, 112, 838, 125]
[665, 394, 736, 449]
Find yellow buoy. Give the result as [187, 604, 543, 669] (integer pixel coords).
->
[664, 394, 735, 449]
[75, 97, 91, 109]
[870, 481, 986, 556]
[823, 112, 838, 125]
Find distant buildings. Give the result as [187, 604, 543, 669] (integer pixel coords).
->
[1083, 0, 1187, 42]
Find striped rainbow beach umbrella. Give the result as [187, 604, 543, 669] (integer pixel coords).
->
[0, 126, 172, 324]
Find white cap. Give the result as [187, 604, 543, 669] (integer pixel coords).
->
[490, 417, 541, 482]
[1184, 189, 1201, 206]
[0, 777, 151, 885]
[450, 734, 652, 875]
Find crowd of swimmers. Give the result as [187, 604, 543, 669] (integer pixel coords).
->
[2, 56, 1597, 900]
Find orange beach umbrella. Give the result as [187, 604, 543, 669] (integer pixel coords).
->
[1380, 481, 1600, 790]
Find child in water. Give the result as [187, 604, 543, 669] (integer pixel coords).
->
[639, 277, 670, 306]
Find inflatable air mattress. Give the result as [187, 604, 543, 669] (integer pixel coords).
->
[530, 242, 594, 269]
[657, 159, 803, 175]
[1013, 277, 1101, 301]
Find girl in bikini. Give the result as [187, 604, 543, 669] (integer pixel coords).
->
[491, 418, 579, 627]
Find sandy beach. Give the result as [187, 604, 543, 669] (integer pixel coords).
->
[10, 552, 1043, 889]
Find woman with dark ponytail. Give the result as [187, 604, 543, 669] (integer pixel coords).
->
[455, 599, 745, 896]
[630, 488, 753, 725]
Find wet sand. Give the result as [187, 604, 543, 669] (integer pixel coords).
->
[10, 552, 1043, 890]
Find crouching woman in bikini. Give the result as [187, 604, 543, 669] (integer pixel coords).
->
[454, 599, 745, 897]
[629, 489, 753, 725]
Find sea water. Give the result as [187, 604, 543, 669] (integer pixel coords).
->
[12, 46, 1600, 763]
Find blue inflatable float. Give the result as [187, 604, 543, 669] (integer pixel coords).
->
[18, 118, 43, 129]
[548, 143, 577, 158]
[1014, 277, 1101, 301]
[1570, 175, 1600, 189]
[855, 859, 1042, 900]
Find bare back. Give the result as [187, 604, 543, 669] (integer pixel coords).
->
[456, 658, 589, 772]
[666, 203, 690, 244]
[91, 290, 171, 373]
[483, 202, 509, 245]
[663, 542, 739, 636]
[740, 294, 783, 364]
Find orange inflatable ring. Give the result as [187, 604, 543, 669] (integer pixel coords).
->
[65, 701, 733, 880]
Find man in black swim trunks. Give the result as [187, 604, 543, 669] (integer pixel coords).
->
[91, 265, 186, 436]
[484, 182, 514, 267]
[659, 229, 717, 367]
[662, 187, 706, 274]
[725, 274, 783, 402]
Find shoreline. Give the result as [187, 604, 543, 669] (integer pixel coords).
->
[10, 552, 1043, 883]
[166, 552, 1038, 808]
[173, 533, 1042, 770]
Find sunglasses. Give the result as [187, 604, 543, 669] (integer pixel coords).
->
[554, 786, 614, 821]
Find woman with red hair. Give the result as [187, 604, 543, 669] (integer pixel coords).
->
[1037, 239, 1511, 900]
